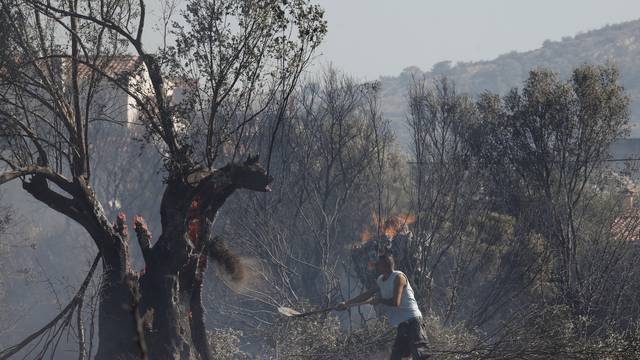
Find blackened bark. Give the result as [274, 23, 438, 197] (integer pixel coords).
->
[190, 254, 212, 360]
[138, 173, 238, 360]
[16, 159, 271, 360]
[140, 180, 195, 359]
[143, 272, 195, 359]
[21, 174, 139, 359]
[95, 275, 137, 359]
[95, 215, 137, 360]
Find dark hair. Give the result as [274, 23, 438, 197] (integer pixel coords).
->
[378, 254, 395, 270]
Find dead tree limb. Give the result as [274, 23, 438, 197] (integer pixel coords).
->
[0, 252, 101, 360]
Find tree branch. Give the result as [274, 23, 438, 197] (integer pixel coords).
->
[0, 165, 74, 193]
[0, 252, 101, 360]
[133, 215, 152, 264]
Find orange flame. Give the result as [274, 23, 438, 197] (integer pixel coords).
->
[382, 214, 416, 238]
[360, 228, 371, 244]
[357, 213, 416, 246]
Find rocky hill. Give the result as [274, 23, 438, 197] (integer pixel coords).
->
[381, 19, 640, 145]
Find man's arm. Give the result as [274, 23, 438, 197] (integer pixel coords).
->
[336, 287, 378, 310]
[376, 274, 406, 307]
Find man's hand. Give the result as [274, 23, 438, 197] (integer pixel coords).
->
[369, 296, 382, 305]
[335, 287, 379, 311]
[335, 302, 348, 311]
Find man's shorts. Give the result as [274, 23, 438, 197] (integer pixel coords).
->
[390, 317, 429, 360]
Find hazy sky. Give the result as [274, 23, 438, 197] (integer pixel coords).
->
[146, 1, 640, 80]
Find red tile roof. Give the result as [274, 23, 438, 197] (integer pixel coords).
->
[611, 209, 640, 241]
[71, 55, 143, 79]
[1, 55, 143, 81]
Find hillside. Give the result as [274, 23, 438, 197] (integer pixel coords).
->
[381, 19, 640, 144]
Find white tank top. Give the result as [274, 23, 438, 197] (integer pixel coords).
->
[376, 270, 422, 326]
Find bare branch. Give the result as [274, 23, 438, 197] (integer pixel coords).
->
[0, 253, 101, 360]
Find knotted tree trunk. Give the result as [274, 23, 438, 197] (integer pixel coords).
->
[91, 156, 272, 360]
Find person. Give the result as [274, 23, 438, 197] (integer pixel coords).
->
[337, 254, 429, 359]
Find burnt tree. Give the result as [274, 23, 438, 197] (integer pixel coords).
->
[0, 0, 325, 359]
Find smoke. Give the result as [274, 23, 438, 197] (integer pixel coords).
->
[208, 236, 245, 283]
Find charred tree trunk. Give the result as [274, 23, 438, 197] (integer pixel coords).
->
[137, 176, 238, 359]
[95, 157, 271, 360]
[12, 157, 270, 360]
[91, 182, 214, 360]
[94, 244, 138, 360]
[92, 213, 138, 359]
[20, 174, 139, 359]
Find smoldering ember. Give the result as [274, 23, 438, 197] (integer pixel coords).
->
[3, 1, 640, 359]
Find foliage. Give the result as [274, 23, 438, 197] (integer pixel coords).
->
[200, 64, 638, 359]
[207, 328, 250, 360]
[216, 67, 399, 313]
[259, 311, 391, 360]
[398, 64, 639, 359]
